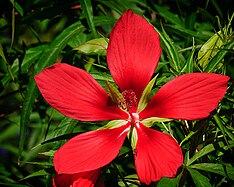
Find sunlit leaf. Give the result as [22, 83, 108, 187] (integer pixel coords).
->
[128, 127, 138, 150]
[204, 39, 234, 72]
[90, 72, 114, 82]
[74, 38, 109, 56]
[141, 117, 172, 128]
[137, 75, 157, 113]
[100, 120, 127, 129]
[197, 30, 225, 69]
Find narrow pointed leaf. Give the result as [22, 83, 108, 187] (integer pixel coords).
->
[137, 75, 157, 113]
[184, 43, 195, 73]
[187, 141, 227, 166]
[128, 127, 138, 150]
[19, 22, 85, 161]
[187, 168, 212, 187]
[204, 40, 234, 72]
[180, 131, 197, 146]
[100, 120, 127, 129]
[141, 117, 172, 128]
[155, 5, 183, 26]
[197, 30, 225, 69]
[80, 0, 97, 37]
[157, 173, 182, 187]
[74, 38, 109, 56]
[106, 81, 126, 110]
[20, 169, 48, 181]
[191, 163, 234, 180]
[155, 27, 180, 72]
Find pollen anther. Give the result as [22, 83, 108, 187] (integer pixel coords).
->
[121, 89, 137, 111]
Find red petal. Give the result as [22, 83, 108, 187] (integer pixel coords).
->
[35, 63, 128, 121]
[140, 73, 229, 120]
[107, 10, 161, 98]
[54, 123, 131, 174]
[53, 169, 101, 187]
[134, 123, 183, 184]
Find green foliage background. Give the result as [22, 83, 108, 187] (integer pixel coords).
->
[0, 0, 233, 186]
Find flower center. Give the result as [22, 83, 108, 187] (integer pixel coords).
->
[129, 112, 139, 125]
[121, 89, 137, 112]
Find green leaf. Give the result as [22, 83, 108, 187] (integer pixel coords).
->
[80, 0, 97, 37]
[187, 144, 215, 166]
[156, 26, 180, 72]
[213, 114, 234, 143]
[204, 39, 234, 72]
[38, 150, 56, 157]
[19, 21, 85, 162]
[187, 168, 212, 187]
[186, 141, 226, 166]
[20, 169, 48, 181]
[9, 0, 24, 16]
[0, 124, 18, 142]
[214, 113, 234, 142]
[141, 117, 172, 128]
[155, 5, 183, 26]
[157, 173, 182, 187]
[0, 44, 7, 64]
[168, 24, 209, 40]
[0, 165, 11, 176]
[100, 120, 127, 129]
[2, 45, 47, 87]
[98, 0, 143, 16]
[180, 131, 197, 146]
[20, 161, 53, 166]
[128, 127, 138, 150]
[157, 177, 177, 187]
[90, 72, 114, 82]
[117, 174, 140, 187]
[93, 16, 117, 26]
[0, 43, 14, 83]
[137, 75, 157, 113]
[106, 81, 126, 110]
[182, 42, 196, 73]
[191, 163, 234, 180]
[74, 38, 109, 56]
[52, 117, 78, 149]
[197, 30, 225, 69]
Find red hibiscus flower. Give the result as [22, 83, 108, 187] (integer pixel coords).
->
[35, 10, 229, 186]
